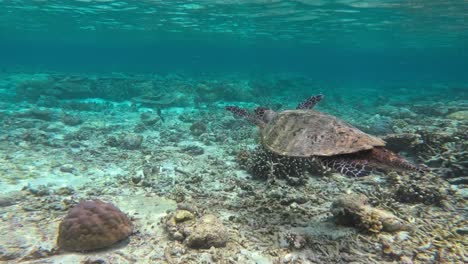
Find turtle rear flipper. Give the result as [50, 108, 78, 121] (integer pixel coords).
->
[296, 94, 324, 110]
[320, 157, 373, 177]
[369, 147, 428, 174]
[320, 147, 427, 177]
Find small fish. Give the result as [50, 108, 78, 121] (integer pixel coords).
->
[157, 108, 165, 122]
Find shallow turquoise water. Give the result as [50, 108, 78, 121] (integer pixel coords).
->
[1, 0, 467, 84]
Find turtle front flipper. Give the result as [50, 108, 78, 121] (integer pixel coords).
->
[296, 94, 324, 109]
[319, 156, 373, 177]
[225, 106, 265, 126]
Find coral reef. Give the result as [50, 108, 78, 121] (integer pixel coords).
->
[62, 114, 83, 126]
[57, 200, 133, 252]
[120, 133, 144, 150]
[16, 108, 54, 121]
[189, 121, 207, 136]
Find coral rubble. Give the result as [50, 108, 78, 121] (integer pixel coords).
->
[331, 193, 407, 233]
[165, 210, 229, 249]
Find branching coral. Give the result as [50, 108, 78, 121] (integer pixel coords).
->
[416, 129, 467, 178]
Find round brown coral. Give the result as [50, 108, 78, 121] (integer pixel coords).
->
[57, 199, 133, 252]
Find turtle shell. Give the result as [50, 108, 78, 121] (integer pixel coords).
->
[261, 110, 386, 157]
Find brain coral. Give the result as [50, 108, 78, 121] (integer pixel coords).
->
[57, 199, 133, 252]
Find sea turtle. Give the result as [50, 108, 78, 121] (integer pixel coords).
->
[226, 95, 427, 177]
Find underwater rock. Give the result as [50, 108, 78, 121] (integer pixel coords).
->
[105, 135, 120, 147]
[185, 214, 228, 249]
[36, 95, 60, 108]
[120, 133, 144, 150]
[60, 164, 76, 173]
[331, 194, 407, 233]
[166, 210, 196, 242]
[132, 89, 189, 108]
[41, 123, 63, 133]
[23, 185, 50, 197]
[446, 110, 468, 120]
[62, 101, 108, 112]
[165, 211, 228, 249]
[69, 141, 81, 148]
[55, 186, 75, 196]
[18, 108, 54, 121]
[64, 127, 94, 142]
[181, 145, 205, 156]
[62, 114, 83, 126]
[140, 112, 160, 126]
[0, 191, 24, 207]
[57, 199, 133, 252]
[189, 121, 207, 136]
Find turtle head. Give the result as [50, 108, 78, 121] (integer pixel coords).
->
[254, 107, 277, 124]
